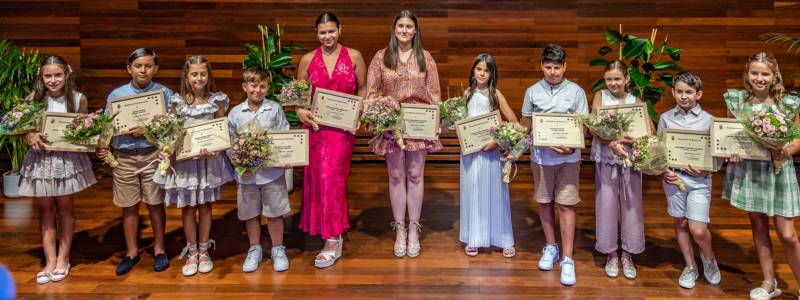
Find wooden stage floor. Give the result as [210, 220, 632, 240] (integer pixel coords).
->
[2, 163, 799, 299]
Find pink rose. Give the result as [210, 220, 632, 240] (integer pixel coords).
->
[753, 119, 763, 126]
[780, 126, 788, 133]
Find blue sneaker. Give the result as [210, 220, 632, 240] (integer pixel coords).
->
[115, 255, 140, 276]
[560, 257, 576, 286]
[153, 253, 169, 272]
[537, 244, 560, 271]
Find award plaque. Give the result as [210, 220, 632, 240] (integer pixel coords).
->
[266, 129, 309, 167]
[531, 113, 585, 148]
[108, 90, 167, 135]
[176, 118, 232, 161]
[455, 111, 501, 154]
[41, 112, 95, 152]
[664, 128, 715, 171]
[597, 102, 652, 138]
[710, 118, 770, 161]
[400, 103, 439, 140]
[311, 88, 361, 133]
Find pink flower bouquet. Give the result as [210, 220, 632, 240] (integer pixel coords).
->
[230, 121, 273, 177]
[143, 113, 186, 176]
[0, 101, 43, 135]
[741, 109, 800, 174]
[277, 79, 311, 107]
[63, 109, 119, 167]
[361, 96, 405, 150]
[629, 135, 686, 191]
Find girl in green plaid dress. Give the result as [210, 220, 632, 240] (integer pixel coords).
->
[722, 52, 800, 300]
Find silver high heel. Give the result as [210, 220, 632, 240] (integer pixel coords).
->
[390, 221, 407, 258]
[314, 235, 343, 268]
[407, 221, 422, 258]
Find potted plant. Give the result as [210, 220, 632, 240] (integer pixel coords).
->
[242, 24, 307, 191]
[588, 26, 683, 123]
[0, 40, 40, 197]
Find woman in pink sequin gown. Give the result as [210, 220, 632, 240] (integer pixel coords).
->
[296, 13, 367, 268]
[364, 10, 441, 258]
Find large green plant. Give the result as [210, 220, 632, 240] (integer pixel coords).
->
[243, 24, 306, 128]
[760, 33, 800, 94]
[589, 27, 683, 122]
[0, 40, 40, 174]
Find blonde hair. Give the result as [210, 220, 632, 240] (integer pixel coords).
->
[180, 55, 216, 103]
[743, 52, 785, 101]
[242, 67, 272, 83]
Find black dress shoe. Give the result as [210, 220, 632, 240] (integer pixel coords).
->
[116, 255, 140, 276]
[153, 253, 169, 272]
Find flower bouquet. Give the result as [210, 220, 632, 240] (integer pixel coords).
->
[629, 135, 686, 191]
[277, 79, 311, 107]
[62, 110, 119, 167]
[361, 96, 405, 150]
[230, 119, 274, 177]
[577, 110, 633, 141]
[142, 113, 186, 176]
[741, 109, 800, 174]
[490, 122, 532, 183]
[439, 96, 467, 130]
[0, 101, 43, 135]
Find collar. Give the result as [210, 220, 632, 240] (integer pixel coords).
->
[129, 81, 156, 93]
[673, 104, 702, 116]
[240, 99, 271, 113]
[540, 79, 568, 93]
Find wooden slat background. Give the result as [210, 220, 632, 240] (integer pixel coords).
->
[2, 0, 800, 160]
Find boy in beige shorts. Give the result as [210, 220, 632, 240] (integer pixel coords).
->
[520, 44, 588, 286]
[228, 68, 291, 273]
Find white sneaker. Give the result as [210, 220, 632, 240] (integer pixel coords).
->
[560, 257, 576, 286]
[701, 252, 721, 285]
[678, 266, 698, 289]
[538, 244, 560, 271]
[271, 245, 289, 272]
[242, 245, 262, 273]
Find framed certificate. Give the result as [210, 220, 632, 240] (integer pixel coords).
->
[311, 88, 361, 133]
[455, 111, 501, 155]
[710, 118, 770, 161]
[266, 129, 309, 167]
[400, 103, 439, 140]
[597, 102, 652, 138]
[531, 113, 585, 148]
[41, 112, 95, 152]
[176, 118, 232, 161]
[108, 90, 167, 135]
[664, 128, 715, 171]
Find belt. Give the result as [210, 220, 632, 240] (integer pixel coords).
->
[114, 146, 157, 155]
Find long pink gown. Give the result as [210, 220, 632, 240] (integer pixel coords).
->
[298, 46, 358, 239]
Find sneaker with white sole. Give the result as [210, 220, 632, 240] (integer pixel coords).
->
[538, 244, 560, 271]
[560, 257, 576, 286]
[678, 266, 698, 289]
[271, 245, 289, 272]
[242, 245, 262, 273]
[701, 252, 721, 285]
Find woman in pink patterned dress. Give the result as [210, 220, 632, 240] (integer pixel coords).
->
[364, 9, 441, 258]
[296, 12, 367, 268]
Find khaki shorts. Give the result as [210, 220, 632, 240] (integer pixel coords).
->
[531, 161, 581, 206]
[112, 150, 165, 207]
[237, 175, 290, 220]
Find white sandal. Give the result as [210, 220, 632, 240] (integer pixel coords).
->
[314, 236, 343, 268]
[198, 240, 216, 274]
[35, 270, 52, 284]
[750, 279, 781, 300]
[407, 221, 422, 258]
[502, 247, 516, 258]
[179, 243, 199, 276]
[390, 222, 407, 258]
[50, 263, 71, 282]
[464, 246, 479, 257]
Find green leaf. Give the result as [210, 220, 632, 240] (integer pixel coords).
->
[604, 28, 623, 45]
[623, 34, 638, 42]
[643, 40, 654, 55]
[630, 68, 649, 87]
[598, 45, 613, 56]
[589, 58, 610, 67]
[622, 38, 648, 59]
[666, 47, 681, 61]
[282, 42, 306, 52]
[660, 73, 674, 87]
[267, 53, 292, 68]
[642, 63, 655, 72]
[643, 86, 664, 100]
[652, 61, 676, 70]
[590, 78, 606, 92]
[645, 101, 659, 124]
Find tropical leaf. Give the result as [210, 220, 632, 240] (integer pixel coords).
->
[622, 37, 648, 59]
[652, 61, 676, 70]
[760, 33, 800, 55]
[282, 42, 306, 52]
[604, 28, 623, 45]
[589, 58, 610, 67]
[630, 67, 649, 87]
[598, 45, 613, 56]
[267, 52, 293, 68]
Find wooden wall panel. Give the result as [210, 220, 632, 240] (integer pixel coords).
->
[1, 0, 799, 142]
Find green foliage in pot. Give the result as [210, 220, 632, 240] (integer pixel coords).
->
[243, 24, 307, 128]
[0, 40, 40, 174]
[761, 33, 800, 95]
[589, 27, 683, 123]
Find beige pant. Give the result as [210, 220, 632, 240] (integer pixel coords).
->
[237, 175, 290, 220]
[112, 150, 164, 207]
[530, 161, 581, 205]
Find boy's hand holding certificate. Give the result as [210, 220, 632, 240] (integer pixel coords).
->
[663, 129, 715, 172]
